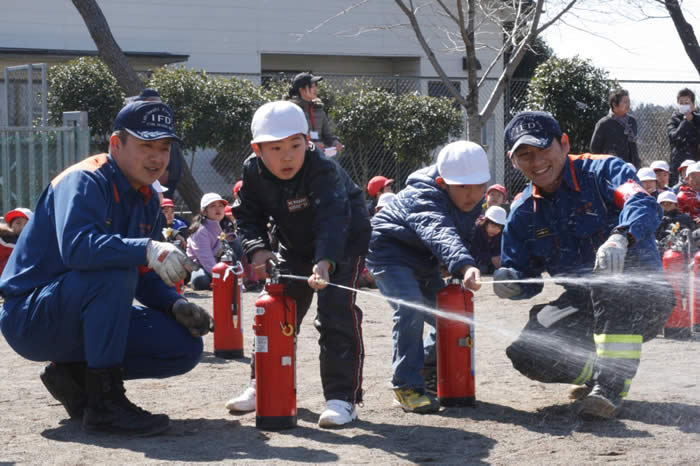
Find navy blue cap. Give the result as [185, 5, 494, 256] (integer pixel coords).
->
[505, 111, 562, 155]
[137, 88, 161, 101]
[113, 101, 181, 142]
[292, 72, 322, 90]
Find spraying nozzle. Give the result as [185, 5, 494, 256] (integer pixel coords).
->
[266, 259, 281, 284]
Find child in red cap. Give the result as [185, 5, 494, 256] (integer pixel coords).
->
[366, 175, 394, 216]
[1, 208, 32, 275]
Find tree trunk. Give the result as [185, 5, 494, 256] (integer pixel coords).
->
[71, 0, 204, 205]
[71, 0, 144, 95]
[665, 0, 700, 76]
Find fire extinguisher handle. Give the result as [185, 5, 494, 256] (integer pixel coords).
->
[448, 276, 462, 286]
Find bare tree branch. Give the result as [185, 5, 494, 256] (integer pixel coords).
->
[291, 0, 369, 40]
[393, 0, 468, 108]
[535, 0, 579, 34]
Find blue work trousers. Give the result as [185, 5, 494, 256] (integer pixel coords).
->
[0, 268, 202, 380]
[367, 262, 444, 389]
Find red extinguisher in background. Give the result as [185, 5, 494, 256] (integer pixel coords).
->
[435, 277, 475, 407]
[689, 251, 700, 335]
[254, 267, 297, 430]
[662, 238, 691, 339]
[211, 258, 244, 359]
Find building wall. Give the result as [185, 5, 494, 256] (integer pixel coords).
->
[1, 0, 504, 77]
[1, 0, 507, 182]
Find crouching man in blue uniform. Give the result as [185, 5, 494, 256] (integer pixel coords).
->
[0, 101, 212, 436]
[493, 111, 673, 420]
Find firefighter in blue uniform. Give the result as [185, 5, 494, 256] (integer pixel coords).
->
[493, 111, 673, 419]
[0, 101, 212, 435]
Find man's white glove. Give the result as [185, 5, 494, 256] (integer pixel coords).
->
[171, 299, 213, 337]
[146, 240, 199, 287]
[493, 267, 522, 299]
[593, 233, 628, 274]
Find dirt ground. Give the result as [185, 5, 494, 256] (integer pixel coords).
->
[0, 280, 699, 465]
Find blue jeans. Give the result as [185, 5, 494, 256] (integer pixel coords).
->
[367, 262, 444, 389]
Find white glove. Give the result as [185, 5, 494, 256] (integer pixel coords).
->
[493, 267, 522, 299]
[593, 233, 628, 274]
[146, 240, 199, 287]
[171, 299, 213, 337]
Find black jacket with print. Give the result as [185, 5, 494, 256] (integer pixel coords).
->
[233, 147, 370, 265]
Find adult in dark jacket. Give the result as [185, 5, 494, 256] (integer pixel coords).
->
[227, 101, 370, 428]
[286, 72, 343, 155]
[590, 88, 641, 168]
[367, 141, 487, 414]
[667, 88, 700, 185]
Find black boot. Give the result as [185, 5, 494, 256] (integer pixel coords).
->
[40, 362, 87, 420]
[82, 366, 170, 436]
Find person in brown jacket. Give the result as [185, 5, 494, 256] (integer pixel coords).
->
[287, 72, 344, 156]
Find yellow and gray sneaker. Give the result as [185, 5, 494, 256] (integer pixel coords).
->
[393, 388, 440, 414]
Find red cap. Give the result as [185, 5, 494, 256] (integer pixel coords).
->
[367, 176, 394, 198]
[4, 208, 32, 225]
[233, 180, 243, 195]
[225, 205, 233, 216]
[486, 184, 507, 198]
[161, 198, 175, 208]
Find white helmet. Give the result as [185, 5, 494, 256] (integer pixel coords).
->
[657, 191, 677, 204]
[484, 206, 507, 226]
[437, 141, 491, 185]
[636, 167, 657, 182]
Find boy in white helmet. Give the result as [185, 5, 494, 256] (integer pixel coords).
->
[366, 140, 488, 414]
[650, 160, 671, 191]
[226, 101, 370, 428]
[636, 167, 659, 197]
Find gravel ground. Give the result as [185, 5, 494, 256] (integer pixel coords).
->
[0, 280, 698, 465]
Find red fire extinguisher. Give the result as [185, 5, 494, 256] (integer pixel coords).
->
[662, 247, 691, 339]
[254, 276, 297, 430]
[435, 278, 475, 407]
[689, 251, 700, 335]
[211, 261, 245, 358]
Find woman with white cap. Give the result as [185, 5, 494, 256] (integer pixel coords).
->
[186, 193, 228, 290]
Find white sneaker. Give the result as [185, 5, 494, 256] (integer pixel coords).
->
[318, 399, 357, 428]
[225, 380, 256, 412]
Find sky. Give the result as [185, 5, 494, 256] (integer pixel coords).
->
[541, 0, 700, 83]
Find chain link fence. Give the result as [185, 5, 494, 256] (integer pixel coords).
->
[171, 72, 507, 212]
[3, 66, 698, 214]
[184, 74, 699, 208]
